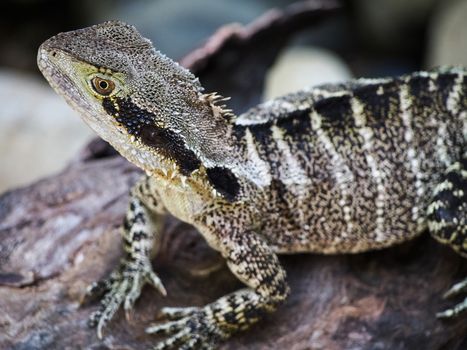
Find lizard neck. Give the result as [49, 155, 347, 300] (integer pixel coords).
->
[192, 95, 273, 195]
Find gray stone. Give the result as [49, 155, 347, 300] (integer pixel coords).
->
[0, 69, 93, 193]
[427, 0, 467, 67]
[264, 46, 352, 100]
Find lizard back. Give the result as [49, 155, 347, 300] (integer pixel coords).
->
[233, 68, 466, 253]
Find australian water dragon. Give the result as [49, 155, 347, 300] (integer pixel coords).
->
[37, 21, 466, 349]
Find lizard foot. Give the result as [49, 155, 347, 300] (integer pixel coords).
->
[85, 258, 166, 338]
[436, 277, 467, 318]
[146, 306, 229, 350]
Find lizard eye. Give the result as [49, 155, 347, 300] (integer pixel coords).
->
[91, 76, 115, 96]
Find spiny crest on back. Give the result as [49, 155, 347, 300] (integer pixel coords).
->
[38, 21, 247, 194]
[200, 92, 235, 121]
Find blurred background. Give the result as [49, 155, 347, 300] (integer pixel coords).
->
[0, 0, 466, 193]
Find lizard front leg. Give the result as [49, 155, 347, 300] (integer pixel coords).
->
[85, 175, 167, 338]
[146, 229, 290, 349]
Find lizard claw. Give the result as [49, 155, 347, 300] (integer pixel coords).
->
[158, 306, 200, 320]
[146, 305, 229, 350]
[437, 277, 467, 318]
[436, 296, 467, 318]
[146, 269, 167, 296]
[442, 277, 467, 299]
[86, 258, 166, 338]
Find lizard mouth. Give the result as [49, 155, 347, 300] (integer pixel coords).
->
[38, 45, 93, 113]
[37, 43, 178, 176]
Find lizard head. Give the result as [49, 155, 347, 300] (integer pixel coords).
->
[38, 21, 234, 178]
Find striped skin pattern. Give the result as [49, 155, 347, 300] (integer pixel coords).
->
[37, 22, 466, 349]
[428, 160, 467, 257]
[232, 71, 466, 254]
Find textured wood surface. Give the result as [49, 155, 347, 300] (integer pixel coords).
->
[1, 1, 466, 349]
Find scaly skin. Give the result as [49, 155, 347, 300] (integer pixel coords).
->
[38, 21, 466, 349]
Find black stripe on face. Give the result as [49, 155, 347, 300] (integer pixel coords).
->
[140, 125, 201, 175]
[206, 166, 240, 202]
[102, 97, 201, 175]
[102, 97, 154, 136]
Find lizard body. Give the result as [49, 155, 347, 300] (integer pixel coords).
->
[38, 21, 467, 349]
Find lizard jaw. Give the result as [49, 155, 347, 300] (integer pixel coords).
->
[37, 44, 174, 175]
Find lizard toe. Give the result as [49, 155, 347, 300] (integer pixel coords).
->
[159, 306, 201, 321]
[152, 329, 193, 350]
[437, 295, 467, 318]
[85, 257, 166, 336]
[442, 277, 467, 299]
[146, 318, 188, 335]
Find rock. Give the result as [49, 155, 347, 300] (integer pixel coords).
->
[0, 70, 93, 193]
[426, 0, 467, 67]
[264, 46, 352, 100]
[1, 153, 465, 349]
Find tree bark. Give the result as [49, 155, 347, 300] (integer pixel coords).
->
[1, 1, 466, 349]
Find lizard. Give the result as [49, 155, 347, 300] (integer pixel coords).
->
[37, 21, 466, 349]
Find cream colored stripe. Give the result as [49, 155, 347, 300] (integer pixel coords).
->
[399, 83, 423, 224]
[270, 125, 311, 190]
[243, 128, 272, 187]
[447, 72, 463, 115]
[310, 110, 354, 238]
[351, 97, 386, 242]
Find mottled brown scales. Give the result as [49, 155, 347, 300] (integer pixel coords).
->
[37, 21, 466, 349]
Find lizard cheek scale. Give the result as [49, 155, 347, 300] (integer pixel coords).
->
[38, 21, 466, 349]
